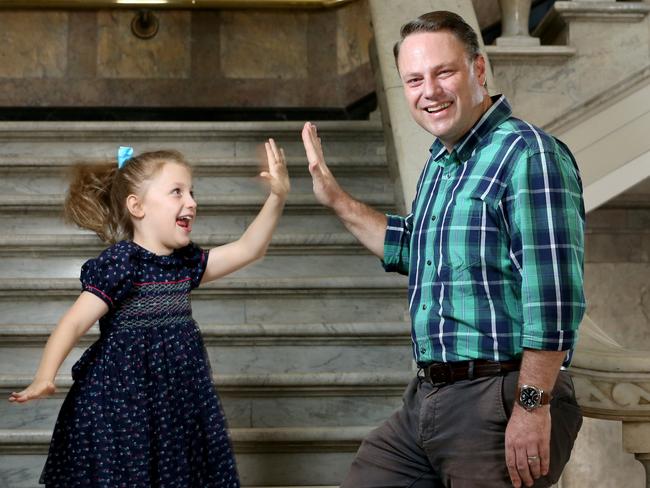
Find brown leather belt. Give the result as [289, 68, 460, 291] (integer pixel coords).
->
[420, 359, 521, 385]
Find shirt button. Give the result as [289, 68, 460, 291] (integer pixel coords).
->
[426, 259, 432, 266]
[420, 346, 427, 354]
[431, 215, 436, 221]
[422, 304, 427, 310]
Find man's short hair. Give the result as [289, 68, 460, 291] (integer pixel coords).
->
[393, 11, 481, 65]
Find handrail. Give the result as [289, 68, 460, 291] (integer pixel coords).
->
[0, 0, 354, 8]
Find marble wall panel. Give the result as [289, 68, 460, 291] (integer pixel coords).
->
[584, 233, 646, 263]
[584, 262, 650, 350]
[0, 6, 375, 109]
[0, 12, 68, 78]
[494, 19, 650, 127]
[472, 0, 500, 30]
[97, 10, 191, 79]
[220, 11, 308, 80]
[561, 417, 645, 488]
[336, 0, 372, 75]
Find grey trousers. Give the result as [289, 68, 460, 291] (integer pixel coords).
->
[341, 370, 582, 488]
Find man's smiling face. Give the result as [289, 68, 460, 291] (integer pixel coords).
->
[397, 31, 487, 151]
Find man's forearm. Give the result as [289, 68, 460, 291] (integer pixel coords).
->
[331, 190, 388, 259]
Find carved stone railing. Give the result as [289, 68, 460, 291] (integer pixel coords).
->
[570, 316, 650, 486]
[495, 0, 540, 46]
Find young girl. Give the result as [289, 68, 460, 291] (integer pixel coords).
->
[9, 141, 290, 487]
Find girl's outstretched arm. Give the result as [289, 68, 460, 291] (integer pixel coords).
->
[201, 138, 290, 284]
[8, 292, 108, 403]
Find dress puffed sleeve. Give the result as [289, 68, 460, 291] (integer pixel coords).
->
[80, 242, 135, 308]
[178, 242, 209, 290]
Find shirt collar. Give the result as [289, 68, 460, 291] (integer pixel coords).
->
[429, 94, 512, 164]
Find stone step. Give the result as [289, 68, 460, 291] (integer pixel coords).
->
[0, 171, 393, 199]
[0, 253, 392, 279]
[0, 322, 412, 376]
[0, 232, 362, 255]
[0, 290, 408, 328]
[0, 191, 393, 213]
[0, 426, 371, 486]
[0, 154, 385, 177]
[0, 370, 410, 431]
[0, 120, 386, 174]
[0, 213, 353, 239]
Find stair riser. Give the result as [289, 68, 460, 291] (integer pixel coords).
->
[0, 137, 384, 167]
[0, 450, 359, 487]
[0, 340, 412, 376]
[0, 213, 351, 237]
[1, 392, 403, 431]
[0, 172, 394, 199]
[0, 254, 389, 279]
[0, 295, 408, 326]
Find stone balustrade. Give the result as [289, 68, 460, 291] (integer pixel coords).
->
[570, 316, 650, 486]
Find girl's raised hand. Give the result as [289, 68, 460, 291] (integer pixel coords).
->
[9, 378, 56, 403]
[260, 138, 290, 199]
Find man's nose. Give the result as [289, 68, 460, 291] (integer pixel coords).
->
[423, 75, 441, 99]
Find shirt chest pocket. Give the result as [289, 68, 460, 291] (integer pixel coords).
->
[439, 195, 489, 272]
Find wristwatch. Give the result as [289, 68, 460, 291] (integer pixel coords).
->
[516, 384, 551, 411]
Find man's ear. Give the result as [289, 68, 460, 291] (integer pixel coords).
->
[474, 54, 487, 87]
[126, 194, 144, 219]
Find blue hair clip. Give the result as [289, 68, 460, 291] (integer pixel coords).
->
[117, 146, 134, 170]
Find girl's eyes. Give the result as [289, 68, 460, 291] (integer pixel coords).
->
[171, 188, 195, 198]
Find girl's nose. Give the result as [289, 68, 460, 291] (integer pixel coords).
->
[186, 194, 197, 208]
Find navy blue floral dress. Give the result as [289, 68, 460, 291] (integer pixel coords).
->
[40, 241, 240, 488]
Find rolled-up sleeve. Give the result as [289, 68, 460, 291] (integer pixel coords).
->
[382, 213, 413, 276]
[505, 145, 586, 352]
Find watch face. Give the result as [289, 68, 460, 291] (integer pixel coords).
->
[520, 386, 541, 409]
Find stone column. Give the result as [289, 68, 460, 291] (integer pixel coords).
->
[636, 454, 650, 488]
[623, 422, 650, 488]
[495, 0, 540, 46]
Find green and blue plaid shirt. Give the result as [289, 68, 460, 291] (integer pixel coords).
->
[384, 95, 585, 365]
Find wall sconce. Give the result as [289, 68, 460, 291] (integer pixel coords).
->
[131, 9, 159, 39]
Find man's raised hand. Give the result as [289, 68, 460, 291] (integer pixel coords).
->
[301, 122, 344, 209]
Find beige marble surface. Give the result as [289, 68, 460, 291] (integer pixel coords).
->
[0, 12, 68, 78]
[493, 16, 650, 128]
[561, 417, 645, 488]
[336, 0, 372, 75]
[220, 11, 308, 80]
[0, 6, 375, 108]
[584, 262, 650, 350]
[97, 10, 191, 79]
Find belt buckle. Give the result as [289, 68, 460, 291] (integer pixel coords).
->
[423, 363, 444, 385]
[467, 360, 475, 380]
[446, 362, 455, 383]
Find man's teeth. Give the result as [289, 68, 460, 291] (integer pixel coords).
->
[425, 103, 451, 113]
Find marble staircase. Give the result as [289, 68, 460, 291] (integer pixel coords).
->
[0, 121, 411, 487]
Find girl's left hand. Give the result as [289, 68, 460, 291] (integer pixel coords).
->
[9, 378, 56, 403]
[260, 138, 290, 198]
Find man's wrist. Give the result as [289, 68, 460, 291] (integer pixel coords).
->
[516, 384, 552, 412]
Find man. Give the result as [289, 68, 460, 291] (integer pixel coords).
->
[301, 10, 585, 488]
